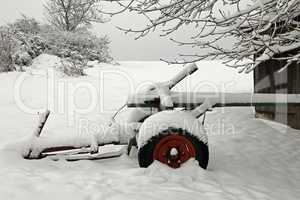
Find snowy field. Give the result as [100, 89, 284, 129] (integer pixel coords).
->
[0, 56, 299, 200]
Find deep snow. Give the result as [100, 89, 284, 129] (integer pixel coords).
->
[138, 110, 208, 148]
[0, 57, 299, 200]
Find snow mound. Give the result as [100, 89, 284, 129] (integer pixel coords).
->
[26, 54, 63, 76]
[142, 159, 206, 182]
[31, 54, 61, 69]
[138, 110, 208, 148]
[87, 60, 100, 68]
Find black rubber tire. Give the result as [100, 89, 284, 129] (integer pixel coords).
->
[138, 128, 209, 169]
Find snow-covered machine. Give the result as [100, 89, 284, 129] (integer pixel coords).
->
[23, 63, 300, 169]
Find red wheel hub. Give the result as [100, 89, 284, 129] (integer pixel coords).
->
[153, 134, 196, 168]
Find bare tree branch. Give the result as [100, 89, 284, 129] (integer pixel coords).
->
[44, 0, 106, 31]
[104, 0, 300, 73]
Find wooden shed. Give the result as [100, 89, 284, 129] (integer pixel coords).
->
[254, 58, 300, 129]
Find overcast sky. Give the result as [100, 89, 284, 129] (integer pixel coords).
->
[0, 0, 225, 61]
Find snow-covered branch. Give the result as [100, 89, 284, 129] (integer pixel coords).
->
[105, 0, 300, 72]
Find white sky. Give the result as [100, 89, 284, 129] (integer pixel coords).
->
[0, 0, 230, 61]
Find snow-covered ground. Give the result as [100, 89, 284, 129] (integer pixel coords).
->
[0, 56, 299, 200]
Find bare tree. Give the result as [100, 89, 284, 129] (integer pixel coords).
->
[106, 0, 300, 73]
[45, 0, 105, 31]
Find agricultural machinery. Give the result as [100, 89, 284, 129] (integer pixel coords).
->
[23, 63, 300, 169]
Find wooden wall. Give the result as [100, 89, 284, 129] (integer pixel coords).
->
[254, 60, 300, 129]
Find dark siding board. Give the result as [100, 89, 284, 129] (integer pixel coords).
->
[254, 59, 300, 129]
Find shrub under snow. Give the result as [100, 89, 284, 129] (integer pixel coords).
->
[41, 27, 112, 63]
[59, 58, 86, 77]
[0, 16, 112, 75]
[0, 27, 17, 72]
[8, 17, 48, 69]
